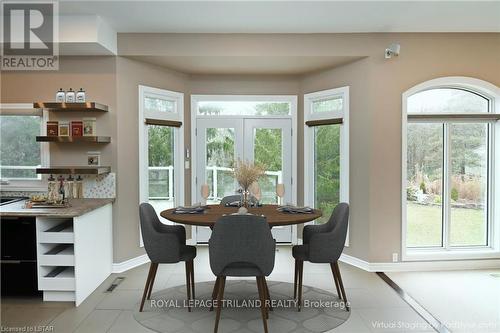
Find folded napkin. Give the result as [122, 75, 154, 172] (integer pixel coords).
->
[277, 205, 313, 214]
[173, 206, 205, 214]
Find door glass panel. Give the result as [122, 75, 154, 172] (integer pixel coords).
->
[206, 128, 235, 203]
[313, 124, 341, 224]
[147, 125, 175, 217]
[450, 123, 488, 246]
[406, 123, 444, 247]
[312, 96, 343, 113]
[407, 88, 489, 114]
[254, 128, 282, 204]
[198, 101, 290, 116]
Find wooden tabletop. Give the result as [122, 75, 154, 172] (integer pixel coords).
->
[160, 204, 322, 227]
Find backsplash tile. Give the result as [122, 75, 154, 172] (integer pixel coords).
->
[1, 173, 116, 199]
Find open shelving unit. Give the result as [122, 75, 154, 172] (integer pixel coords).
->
[33, 102, 109, 112]
[36, 166, 111, 175]
[36, 136, 111, 143]
[34, 101, 112, 175]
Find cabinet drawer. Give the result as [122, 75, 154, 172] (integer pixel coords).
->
[38, 266, 75, 291]
[38, 244, 75, 266]
[37, 219, 74, 244]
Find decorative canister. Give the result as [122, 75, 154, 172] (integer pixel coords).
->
[59, 121, 70, 136]
[47, 175, 57, 203]
[76, 88, 86, 102]
[56, 88, 65, 102]
[71, 120, 83, 136]
[65, 88, 75, 102]
[83, 118, 96, 136]
[47, 121, 59, 136]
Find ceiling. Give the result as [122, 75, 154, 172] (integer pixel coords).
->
[126, 55, 365, 75]
[59, 1, 500, 33]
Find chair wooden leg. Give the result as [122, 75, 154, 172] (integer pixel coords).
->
[256, 277, 269, 333]
[293, 259, 298, 299]
[190, 260, 195, 299]
[263, 277, 273, 312]
[334, 261, 349, 311]
[210, 276, 220, 311]
[297, 260, 304, 312]
[329, 262, 342, 300]
[214, 276, 226, 333]
[146, 263, 158, 300]
[139, 262, 155, 312]
[185, 261, 192, 312]
[256, 277, 269, 319]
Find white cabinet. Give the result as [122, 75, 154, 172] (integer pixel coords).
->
[36, 204, 112, 306]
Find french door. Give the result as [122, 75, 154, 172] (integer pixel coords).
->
[195, 117, 293, 242]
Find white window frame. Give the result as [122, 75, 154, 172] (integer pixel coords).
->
[402, 77, 500, 261]
[304, 86, 350, 245]
[0, 103, 49, 191]
[138, 86, 184, 245]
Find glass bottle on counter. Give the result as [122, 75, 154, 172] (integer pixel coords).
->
[47, 174, 57, 203]
[66, 175, 74, 200]
[75, 175, 84, 199]
[57, 175, 65, 203]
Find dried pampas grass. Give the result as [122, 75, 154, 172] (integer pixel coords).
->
[233, 159, 265, 190]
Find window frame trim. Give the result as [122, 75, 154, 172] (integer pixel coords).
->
[303, 86, 350, 246]
[402, 77, 500, 261]
[138, 85, 185, 246]
[0, 103, 49, 191]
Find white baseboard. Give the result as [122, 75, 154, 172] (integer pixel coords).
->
[112, 254, 150, 273]
[340, 253, 500, 272]
[111, 250, 500, 274]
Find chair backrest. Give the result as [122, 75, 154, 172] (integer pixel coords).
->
[139, 202, 181, 263]
[209, 214, 275, 276]
[220, 195, 241, 206]
[309, 202, 349, 263]
[220, 194, 258, 206]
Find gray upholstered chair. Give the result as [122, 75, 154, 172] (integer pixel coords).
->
[139, 203, 197, 312]
[220, 194, 258, 206]
[219, 194, 241, 206]
[209, 215, 276, 333]
[292, 202, 350, 311]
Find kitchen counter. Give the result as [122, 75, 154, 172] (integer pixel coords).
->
[0, 198, 114, 218]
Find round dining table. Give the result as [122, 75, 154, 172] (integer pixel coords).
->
[160, 204, 322, 228]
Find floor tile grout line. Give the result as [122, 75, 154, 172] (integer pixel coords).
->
[376, 272, 451, 333]
[105, 310, 124, 333]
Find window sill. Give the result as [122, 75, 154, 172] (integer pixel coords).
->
[403, 248, 500, 261]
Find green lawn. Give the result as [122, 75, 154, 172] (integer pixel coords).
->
[407, 202, 487, 247]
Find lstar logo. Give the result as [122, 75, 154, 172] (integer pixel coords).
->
[1, 1, 59, 70]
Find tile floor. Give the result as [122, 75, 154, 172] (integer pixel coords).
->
[1, 246, 433, 333]
[388, 269, 500, 333]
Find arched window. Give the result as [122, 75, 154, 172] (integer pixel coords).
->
[402, 77, 500, 261]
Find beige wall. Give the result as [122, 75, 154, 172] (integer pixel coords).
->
[2, 33, 499, 264]
[114, 57, 189, 262]
[301, 34, 500, 262]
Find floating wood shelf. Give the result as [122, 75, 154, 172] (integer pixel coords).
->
[36, 166, 111, 175]
[33, 102, 109, 112]
[36, 136, 111, 143]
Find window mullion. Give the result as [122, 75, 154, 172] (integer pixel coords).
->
[443, 122, 451, 250]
